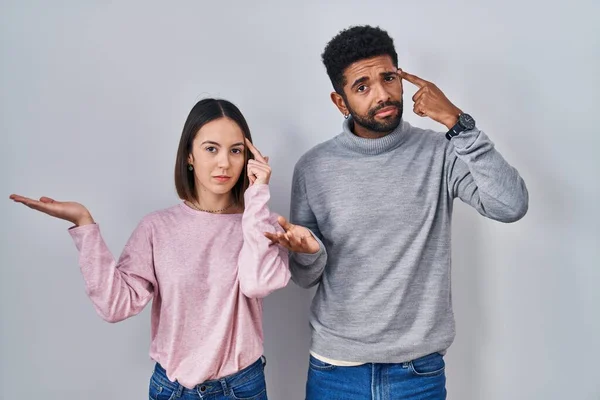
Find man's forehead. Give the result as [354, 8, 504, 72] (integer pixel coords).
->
[344, 55, 396, 79]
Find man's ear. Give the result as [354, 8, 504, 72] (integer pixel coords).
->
[330, 91, 349, 117]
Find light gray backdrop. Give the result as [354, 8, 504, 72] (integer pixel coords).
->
[1, 1, 598, 399]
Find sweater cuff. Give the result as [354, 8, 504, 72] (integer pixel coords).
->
[449, 128, 480, 151]
[68, 223, 100, 250]
[291, 229, 325, 266]
[244, 183, 269, 199]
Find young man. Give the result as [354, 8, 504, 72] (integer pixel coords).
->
[266, 25, 528, 399]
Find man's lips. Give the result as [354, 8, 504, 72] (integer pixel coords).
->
[375, 106, 398, 117]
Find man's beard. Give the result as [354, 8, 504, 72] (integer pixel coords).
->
[347, 100, 403, 134]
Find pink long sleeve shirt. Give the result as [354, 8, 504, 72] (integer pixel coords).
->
[68, 184, 290, 389]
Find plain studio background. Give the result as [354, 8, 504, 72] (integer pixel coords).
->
[1, 1, 598, 399]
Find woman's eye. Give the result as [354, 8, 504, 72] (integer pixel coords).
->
[231, 148, 242, 155]
[206, 146, 217, 153]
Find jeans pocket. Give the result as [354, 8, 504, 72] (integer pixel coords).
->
[409, 353, 446, 377]
[149, 376, 176, 400]
[230, 370, 267, 400]
[308, 355, 337, 371]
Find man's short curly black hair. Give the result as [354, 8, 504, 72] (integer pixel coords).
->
[322, 25, 398, 95]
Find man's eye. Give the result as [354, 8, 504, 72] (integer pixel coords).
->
[385, 75, 395, 82]
[357, 85, 367, 92]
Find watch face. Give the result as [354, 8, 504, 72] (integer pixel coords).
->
[459, 113, 476, 130]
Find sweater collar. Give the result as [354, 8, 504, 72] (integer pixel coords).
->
[336, 116, 409, 155]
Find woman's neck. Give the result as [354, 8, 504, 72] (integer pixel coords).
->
[189, 190, 240, 214]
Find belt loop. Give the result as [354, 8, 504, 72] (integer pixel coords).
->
[174, 382, 184, 398]
[220, 378, 230, 396]
[261, 355, 267, 368]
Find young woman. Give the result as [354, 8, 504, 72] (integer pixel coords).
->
[10, 98, 290, 400]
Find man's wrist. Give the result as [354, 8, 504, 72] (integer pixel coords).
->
[442, 107, 462, 130]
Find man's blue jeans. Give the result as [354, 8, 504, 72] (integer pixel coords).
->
[306, 352, 447, 399]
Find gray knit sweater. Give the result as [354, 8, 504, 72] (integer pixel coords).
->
[289, 117, 528, 363]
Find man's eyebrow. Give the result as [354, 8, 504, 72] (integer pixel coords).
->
[351, 76, 369, 89]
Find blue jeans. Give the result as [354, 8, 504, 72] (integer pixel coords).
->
[149, 357, 267, 400]
[306, 353, 447, 400]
